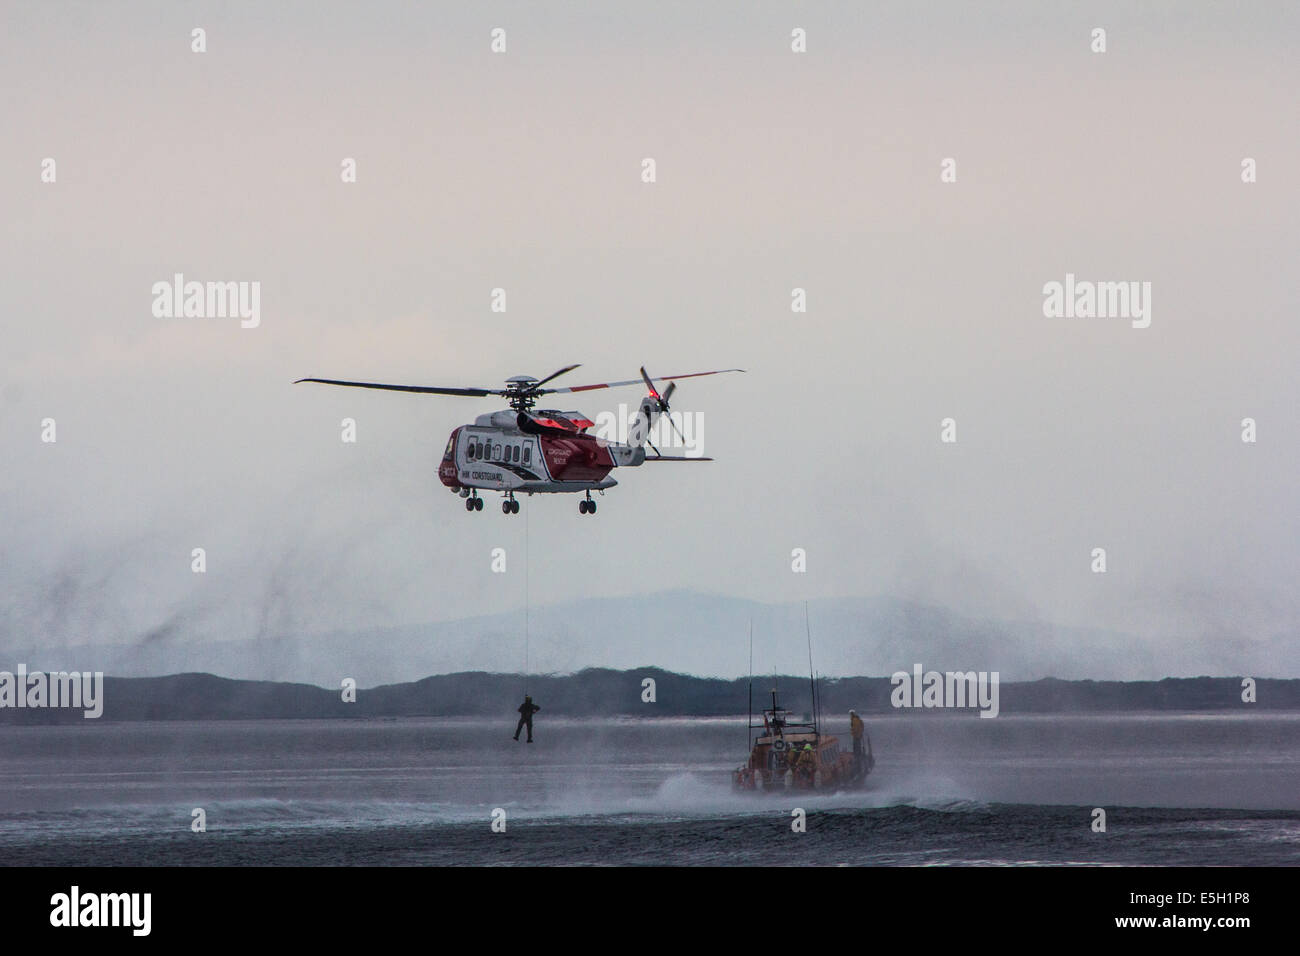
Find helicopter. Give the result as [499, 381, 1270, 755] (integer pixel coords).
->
[295, 365, 743, 515]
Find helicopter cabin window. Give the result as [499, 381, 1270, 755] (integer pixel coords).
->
[466, 440, 475, 461]
[522, 445, 531, 464]
[512, 445, 520, 462]
[494, 443, 502, 461]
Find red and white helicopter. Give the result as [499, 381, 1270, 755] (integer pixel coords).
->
[295, 365, 742, 515]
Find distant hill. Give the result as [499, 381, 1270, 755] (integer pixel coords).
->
[0, 668, 1294, 723]
[6, 591, 1296, 686]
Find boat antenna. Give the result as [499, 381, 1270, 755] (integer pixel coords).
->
[805, 601, 817, 735]
[747, 620, 754, 752]
[816, 671, 823, 732]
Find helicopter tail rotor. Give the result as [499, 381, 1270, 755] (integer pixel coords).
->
[628, 366, 688, 447]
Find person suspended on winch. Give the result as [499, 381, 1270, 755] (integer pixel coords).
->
[514, 695, 540, 743]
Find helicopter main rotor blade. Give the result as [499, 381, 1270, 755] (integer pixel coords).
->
[294, 378, 497, 397]
[531, 364, 582, 388]
[296, 367, 743, 399]
[549, 368, 745, 394]
[657, 368, 745, 384]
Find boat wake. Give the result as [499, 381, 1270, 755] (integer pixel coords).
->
[615, 771, 991, 819]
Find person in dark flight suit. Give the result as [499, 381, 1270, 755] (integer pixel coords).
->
[514, 696, 540, 743]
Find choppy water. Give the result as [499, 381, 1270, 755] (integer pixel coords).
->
[1, 714, 1297, 865]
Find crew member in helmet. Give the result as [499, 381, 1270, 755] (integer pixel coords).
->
[849, 710, 865, 756]
[796, 743, 817, 784]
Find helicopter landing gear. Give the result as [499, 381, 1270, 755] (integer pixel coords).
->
[579, 492, 597, 515]
[465, 492, 483, 512]
[501, 494, 519, 515]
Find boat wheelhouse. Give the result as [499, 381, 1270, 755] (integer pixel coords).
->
[732, 688, 874, 792]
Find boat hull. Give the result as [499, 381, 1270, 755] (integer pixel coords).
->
[732, 732, 874, 793]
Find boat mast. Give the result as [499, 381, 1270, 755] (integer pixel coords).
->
[805, 601, 818, 736]
[747, 620, 753, 752]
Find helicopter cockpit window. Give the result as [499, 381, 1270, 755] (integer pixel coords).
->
[443, 435, 455, 460]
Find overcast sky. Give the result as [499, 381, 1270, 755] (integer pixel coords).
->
[2, 2, 1297, 680]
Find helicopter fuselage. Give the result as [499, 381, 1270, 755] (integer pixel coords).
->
[437, 409, 645, 495]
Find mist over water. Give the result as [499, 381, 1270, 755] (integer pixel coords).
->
[1, 714, 1295, 865]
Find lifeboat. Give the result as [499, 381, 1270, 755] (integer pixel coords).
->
[732, 688, 874, 792]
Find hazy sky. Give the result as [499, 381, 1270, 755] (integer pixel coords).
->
[2, 2, 1297, 680]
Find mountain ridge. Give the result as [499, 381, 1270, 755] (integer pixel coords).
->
[0, 667, 1293, 723]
